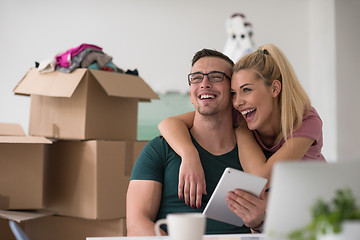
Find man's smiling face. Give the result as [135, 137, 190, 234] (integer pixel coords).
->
[189, 57, 232, 116]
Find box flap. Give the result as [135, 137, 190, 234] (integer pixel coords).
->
[89, 70, 160, 101]
[0, 210, 55, 223]
[0, 136, 52, 144]
[0, 123, 26, 136]
[13, 68, 87, 97]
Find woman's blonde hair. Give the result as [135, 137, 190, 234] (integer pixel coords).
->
[233, 43, 311, 143]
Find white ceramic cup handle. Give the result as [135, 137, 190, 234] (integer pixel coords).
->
[154, 218, 167, 236]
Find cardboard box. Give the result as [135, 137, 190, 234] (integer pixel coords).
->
[0, 195, 9, 210]
[44, 140, 148, 219]
[0, 218, 25, 240]
[0, 123, 26, 136]
[25, 216, 126, 240]
[0, 209, 54, 240]
[1, 210, 123, 239]
[0, 218, 18, 240]
[0, 123, 52, 209]
[13, 68, 159, 140]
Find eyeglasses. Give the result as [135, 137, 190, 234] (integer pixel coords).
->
[188, 71, 231, 85]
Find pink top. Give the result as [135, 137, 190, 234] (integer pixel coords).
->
[253, 107, 325, 161]
[55, 43, 102, 68]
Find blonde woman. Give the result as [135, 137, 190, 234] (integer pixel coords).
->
[158, 44, 325, 211]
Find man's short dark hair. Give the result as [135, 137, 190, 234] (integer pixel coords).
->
[191, 49, 234, 67]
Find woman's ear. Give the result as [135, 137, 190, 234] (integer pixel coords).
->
[272, 80, 281, 97]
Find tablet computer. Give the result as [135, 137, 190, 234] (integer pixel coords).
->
[203, 167, 267, 227]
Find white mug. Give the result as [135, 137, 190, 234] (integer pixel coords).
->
[154, 212, 206, 240]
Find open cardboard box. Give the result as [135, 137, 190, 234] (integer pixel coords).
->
[0, 209, 54, 223]
[0, 123, 52, 209]
[25, 215, 126, 240]
[0, 210, 126, 240]
[13, 68, 159, 140]
[0, 209, 54, 240]
[44, 139, 148, 219]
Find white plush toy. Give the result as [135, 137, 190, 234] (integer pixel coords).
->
[223, 13, 255, 63]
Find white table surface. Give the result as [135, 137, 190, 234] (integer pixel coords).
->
[86, 233, 265, 240]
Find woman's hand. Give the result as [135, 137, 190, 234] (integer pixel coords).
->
[178, 153, 207, 209]
[158, 111, 207, 208]
[226, 188, 267, 229]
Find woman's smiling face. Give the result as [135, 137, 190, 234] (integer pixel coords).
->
[231, 69, 280, 132]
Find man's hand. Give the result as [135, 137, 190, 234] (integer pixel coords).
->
[225, 188, 267, 229]
[178, 154, 207, 209]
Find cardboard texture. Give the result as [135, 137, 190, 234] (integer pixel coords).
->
[13, 68, 159, 140]
[0, 209, 55, 223]
[127, 141, 149, 175]
[0, 123, 26, 136]
[0, 209, 54, 240]
[0, 195, 9, 210]
[0, 124, 52, 209]
[44, 140, 148, 219]
[0, 218, 23, 240]
[25, 216, 126, 240]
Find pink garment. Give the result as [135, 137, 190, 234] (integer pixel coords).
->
[253, 107, 325, 161]
[55, 43, 102, 68]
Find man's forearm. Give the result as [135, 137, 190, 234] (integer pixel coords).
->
[127, 218, 166, 236]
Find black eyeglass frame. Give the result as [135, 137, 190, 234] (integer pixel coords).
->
[187, 71, 231, 85]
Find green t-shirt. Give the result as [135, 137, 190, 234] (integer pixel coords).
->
[130, 135, 250, 234]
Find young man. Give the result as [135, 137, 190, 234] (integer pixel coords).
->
[126, 49, 266, 236]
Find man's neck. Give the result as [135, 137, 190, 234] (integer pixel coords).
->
[190, 110, 236, 156]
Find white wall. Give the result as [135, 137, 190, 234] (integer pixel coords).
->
[309, 0, 336, 161]
[335, 0, 360, 161]
[1, 0, 358, 161]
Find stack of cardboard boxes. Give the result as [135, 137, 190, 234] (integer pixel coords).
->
[0, 68, 159, 239]
[0, 123, 51, 239]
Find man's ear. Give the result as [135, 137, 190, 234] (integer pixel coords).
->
[272, 80, 281, 97]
